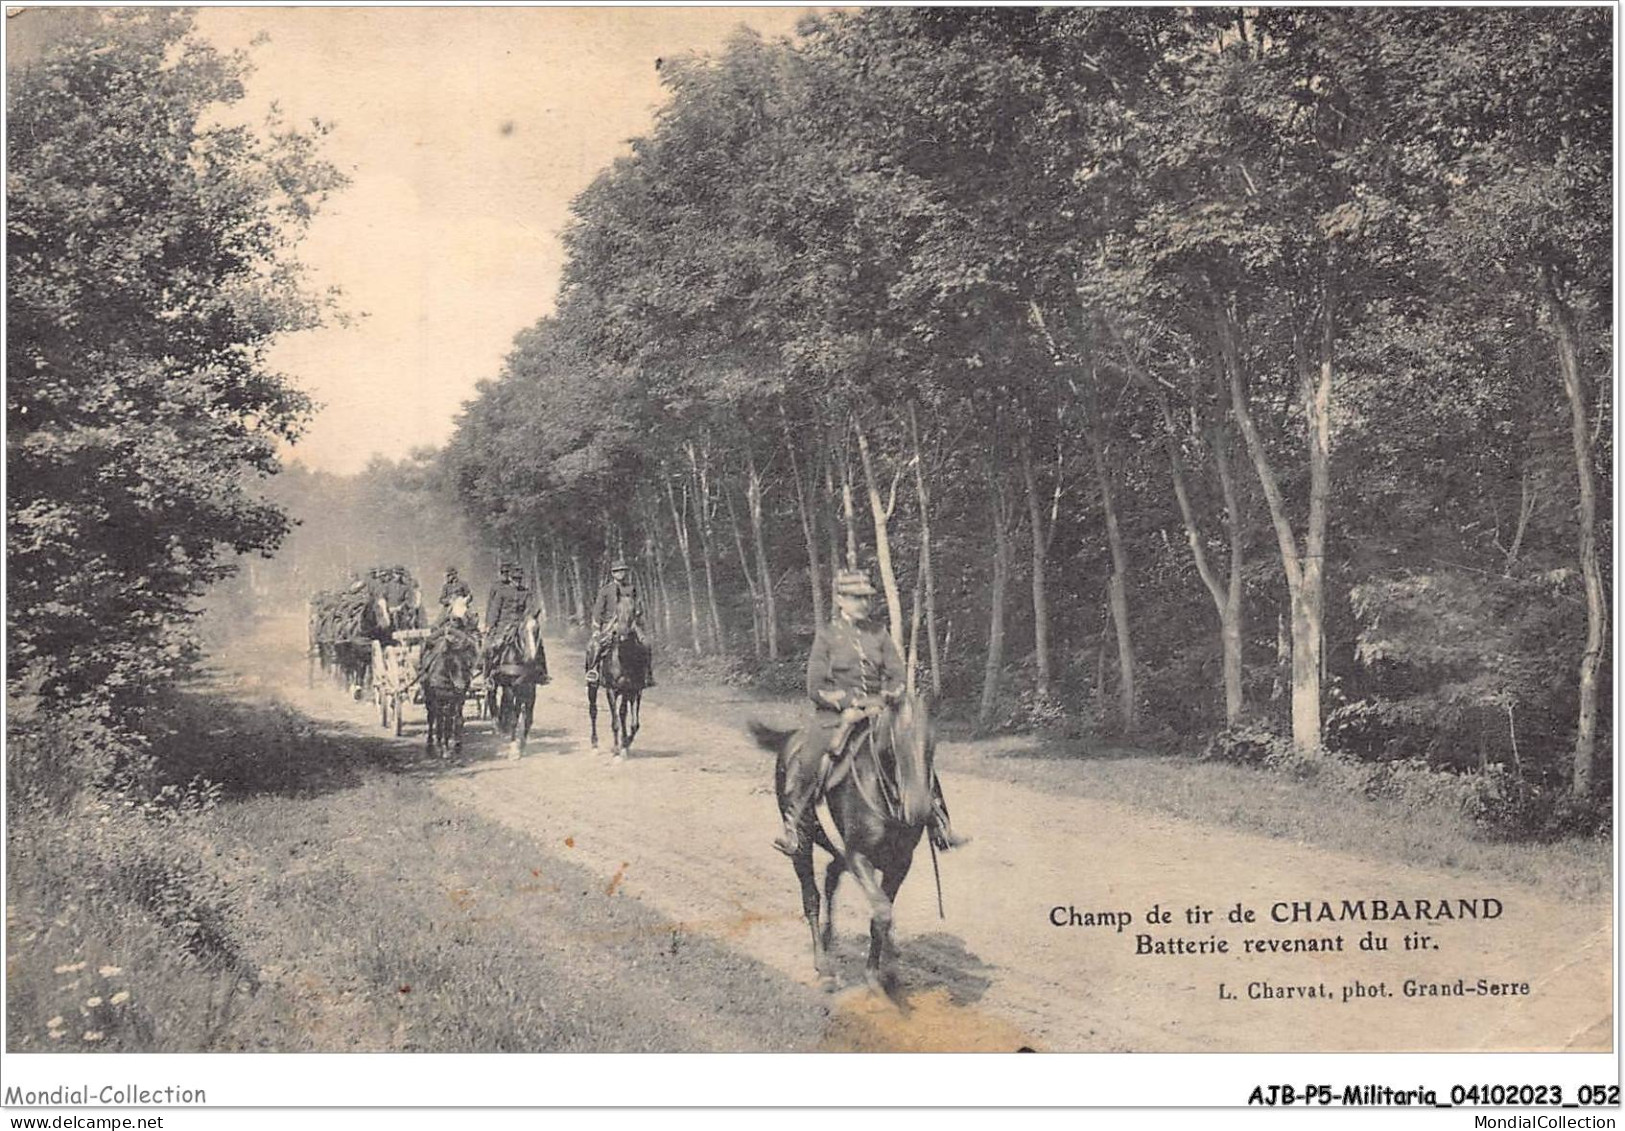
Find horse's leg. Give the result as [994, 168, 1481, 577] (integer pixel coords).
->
[495, 684, 513, 752]
[607, 688, 624, 760]
[790, 845, 830, 983]
[625, 690, 640, 752]
[452, 697, 465, 758]
[876, 834, 920, 992]
[843, 849, 896, 998]
[518, 683, 534, 754]
[587, 680, 600, 748]
[425, 694, 438, 756]
[821, 854, 844, 955]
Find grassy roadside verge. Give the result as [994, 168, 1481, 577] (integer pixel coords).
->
[654, 663, 1613, 902]
[7, 686, 829, 1052]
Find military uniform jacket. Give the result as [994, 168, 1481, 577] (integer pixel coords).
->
[439, 578, 473, 606]
[484, 581, 527, 631]
[592, 580, 645, 634]
[805, 616, 904, 735]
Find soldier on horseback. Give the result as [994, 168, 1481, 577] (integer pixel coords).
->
[438, 567, 473, 619]
[484, 562, 520, 633]
[772, 569, 966, 857]
[585, 559, 656, 688]
[422, 590, 479, 673]
[483, 562, 524, 669]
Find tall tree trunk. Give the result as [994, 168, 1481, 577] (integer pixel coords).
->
[907, 402, 943, 697]
[640, 532, 662, 643]
[1213, 423, 1247, 723]
[687, 443, 727, 652]
[1296, 290, 1334, 756]
[569, 552, 587, 626]
[526, 539, 543, 626]
[549, 544, 564, 634]
[649, 525, 674, 643]
[978, 466, 1014, 732]
[854, 417, 905, 653]
[823, 449, 842, 606]
[1019, 436, 1053, 699]
[746, 452, 779, 660]
[1081, 361, 1137, 733]
[664, 474, 705, 654]
[838, 445, 858, 573]
[1543, 275, 1607, 797]
[1220, 300, 1326, 754]
[906, 571, 923, 695]
[1115, 327, 1247, 724]
[782, 406, 826, 629]
[725, 486, 764, 658]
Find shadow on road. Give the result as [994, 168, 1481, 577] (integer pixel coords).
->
[613, 745, 683, 760]
[816, 927, 995, 1009]
[148, 678, 616, 802]
[145, 686, 428, 802]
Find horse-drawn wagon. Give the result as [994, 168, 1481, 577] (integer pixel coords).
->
[379, 626, 432, 734]
[306, 566, 426, 724]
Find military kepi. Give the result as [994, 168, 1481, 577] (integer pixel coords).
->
[834, 569, 876, 597]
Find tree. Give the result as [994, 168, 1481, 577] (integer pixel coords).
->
[8, 9, 344, 705]
[1412, 8, 1611, 796]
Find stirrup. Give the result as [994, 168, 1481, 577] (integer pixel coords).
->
[585, 668, 600, 684]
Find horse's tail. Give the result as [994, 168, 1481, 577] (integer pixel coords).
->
[749, 721, 796, 756]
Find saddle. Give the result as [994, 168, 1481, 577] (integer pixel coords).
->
[816, 697, 933, 825]
[486, 620, 533, 664]
[814, 709, 891, 809]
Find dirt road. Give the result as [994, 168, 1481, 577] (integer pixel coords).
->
[264, 629, 1610, 1053]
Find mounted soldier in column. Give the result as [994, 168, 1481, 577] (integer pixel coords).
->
[586, 559, 656, 688]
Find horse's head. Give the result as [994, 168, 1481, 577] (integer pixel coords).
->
[448, 593, 470, 621]
[886, 692, 935, 827]
[519, 616, 539, 663]
[373, 595, 392, 632]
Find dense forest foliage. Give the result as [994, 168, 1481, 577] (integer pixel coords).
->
[8, 10, 341, 800]
[442, 8, 1611, 828]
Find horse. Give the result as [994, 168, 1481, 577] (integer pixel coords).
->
[587, 619, 649, 761]
[749, 692, 937, 997]
[417, 605, 479, 759]
[486, 615, 546, 758]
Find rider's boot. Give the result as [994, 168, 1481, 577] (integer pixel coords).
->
[771, 811, 802, 857]
[644, 656, 657, 689]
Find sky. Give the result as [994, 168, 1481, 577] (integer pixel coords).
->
[179, 7, 821, 476]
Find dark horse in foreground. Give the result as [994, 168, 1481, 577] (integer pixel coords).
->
[417, 608, 480, 759]
[486, 616, 546, 758]
[588, 614, 649, 760]
[750, 693, 937, 997]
